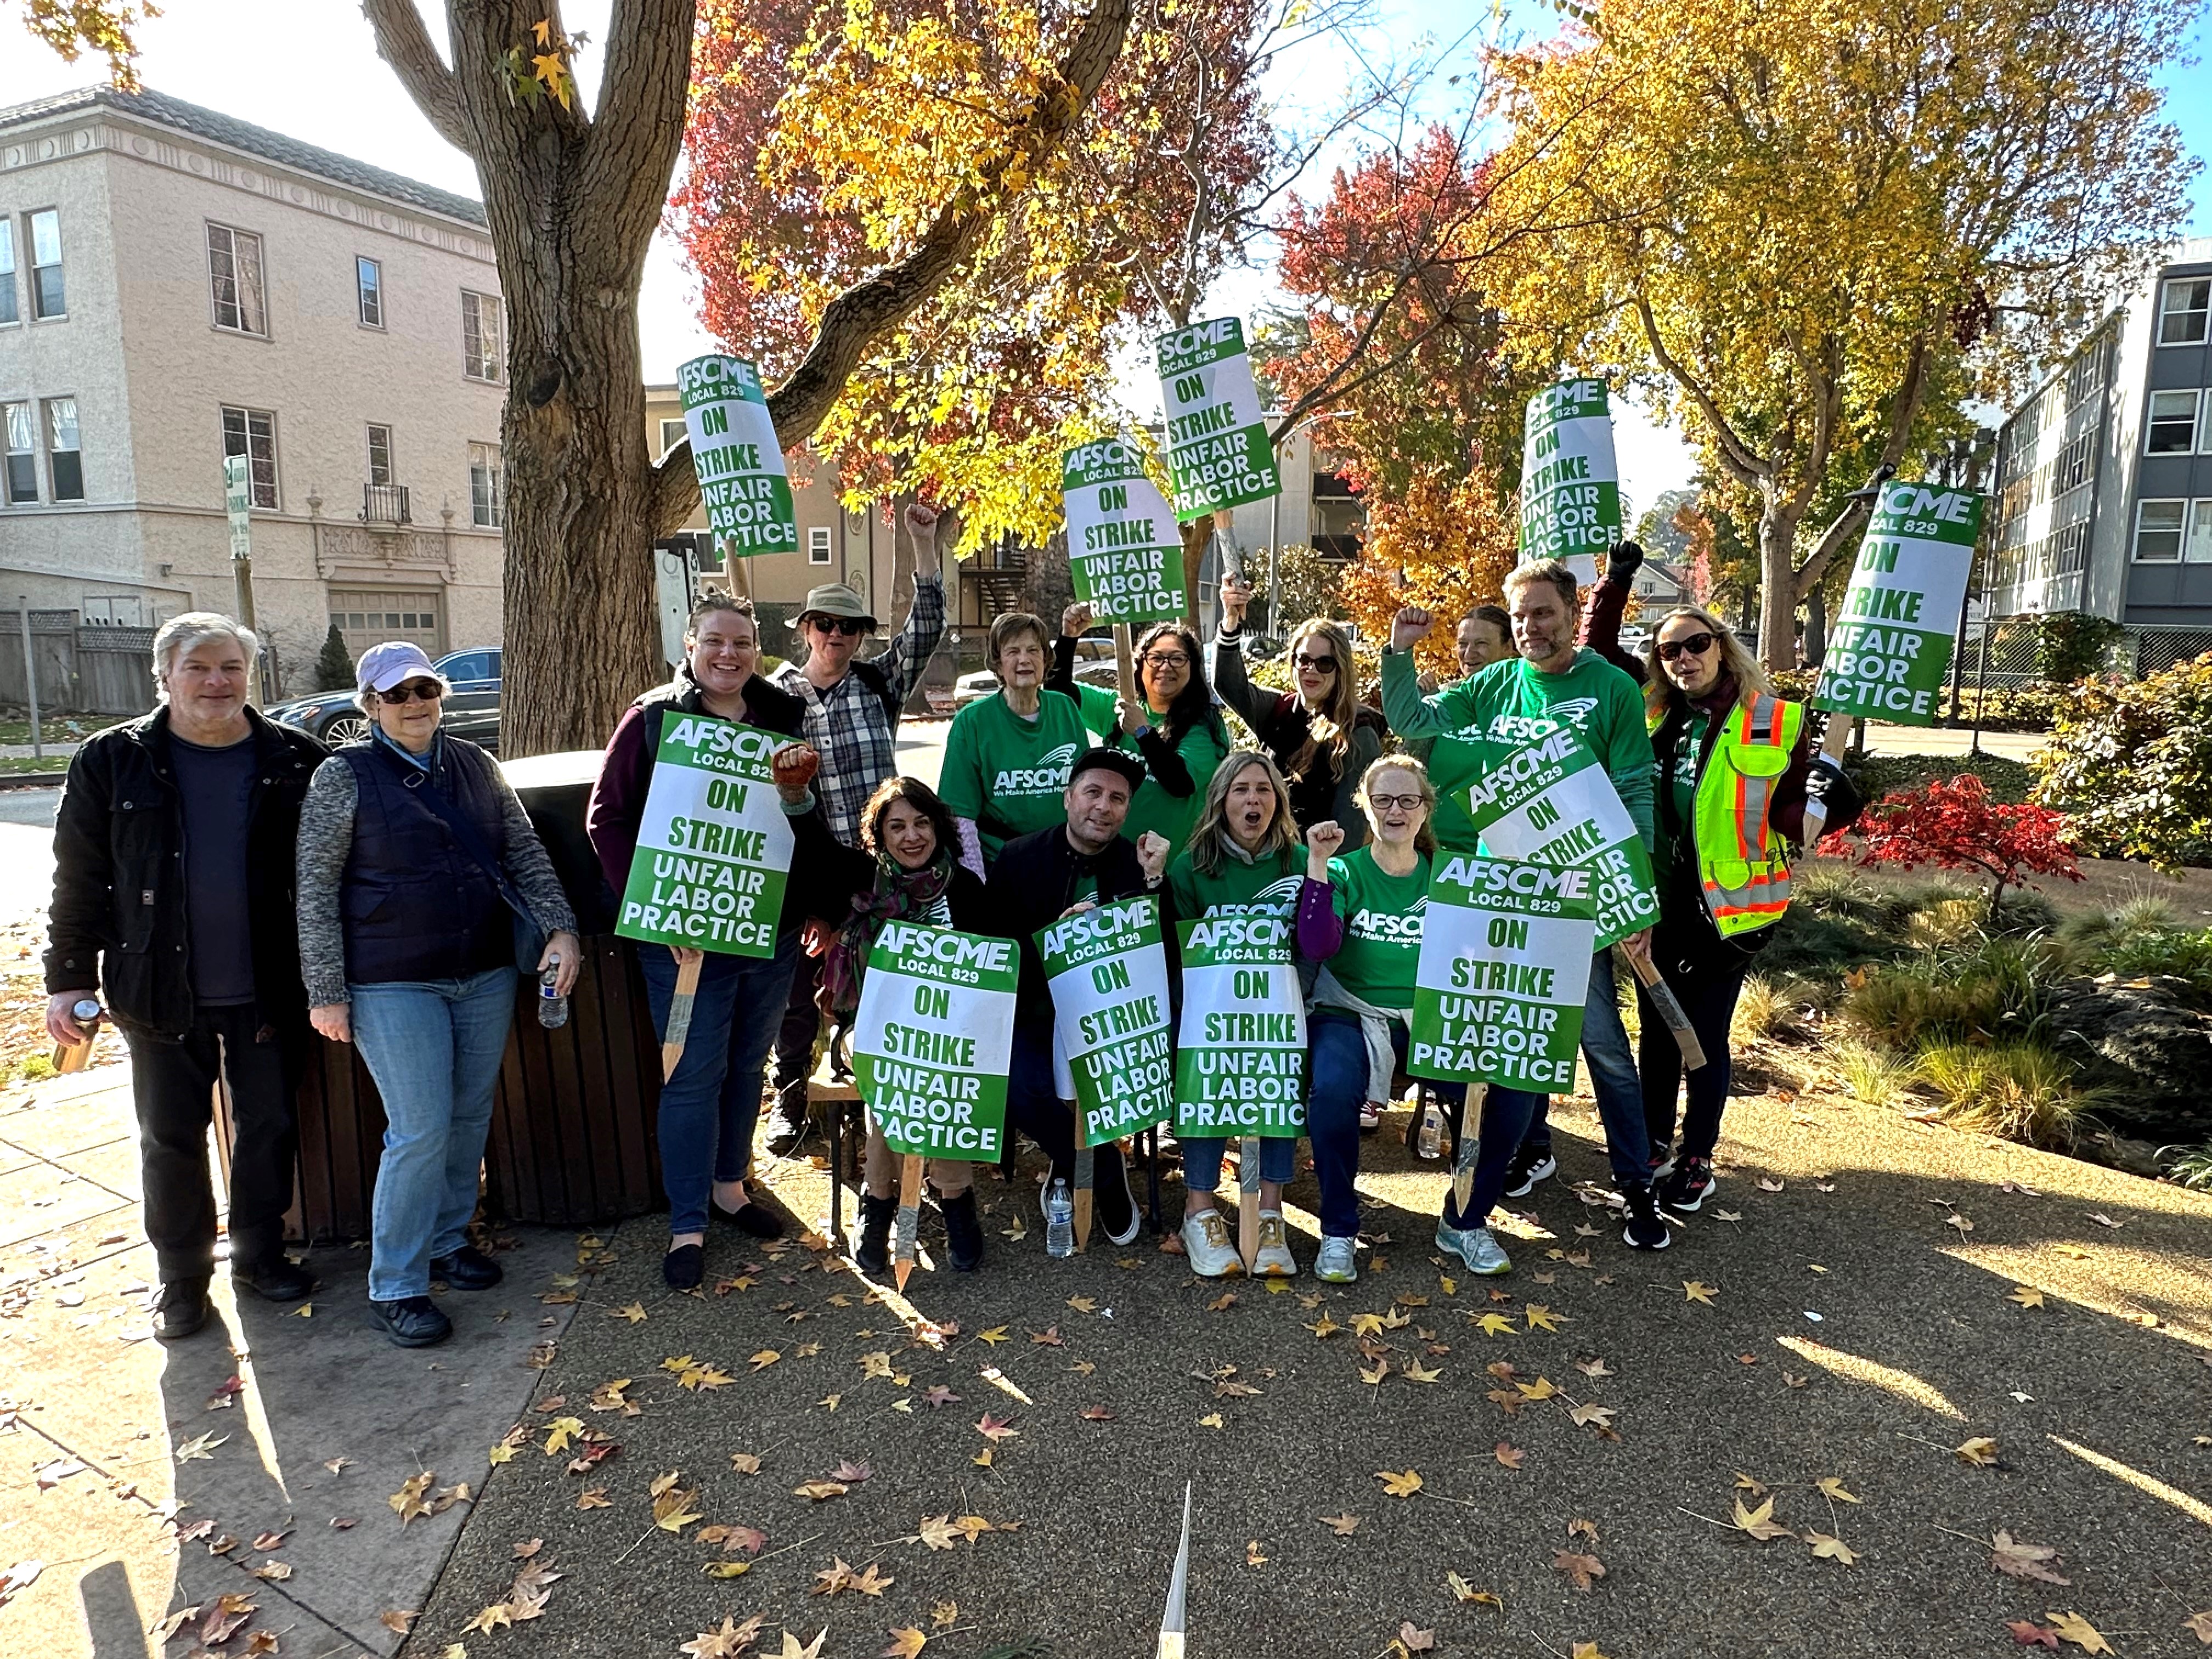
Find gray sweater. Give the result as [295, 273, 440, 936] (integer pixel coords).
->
[295, 740, 578, 1007]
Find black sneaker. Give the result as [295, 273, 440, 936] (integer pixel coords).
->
[662, 1243, 705, 1290]
[940, 1190, 983, 1272]
[1621, 1182, 1672, 1251]
[232, 1255, 315, 1302]
[854, 1194, 896, 1277]
[1660, 1156, 1714, 1213]
[153, 1278, 212, 1340]
[427, 1245, 503, 1290]
[1096, 1147, 1141, 1246]
[1502, 1144, 1557, 1199]
[366, 1295, 452, 1348]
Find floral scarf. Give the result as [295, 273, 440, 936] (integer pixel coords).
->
[820, 850, 956, 1024]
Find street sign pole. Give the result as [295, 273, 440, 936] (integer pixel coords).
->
[223, 454, 268, 701]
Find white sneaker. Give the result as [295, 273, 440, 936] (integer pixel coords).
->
[1314, 1235, 1358, 1283]
[1181, 1210, 1243, 1277]
[1252, 1210, 1297, 1277]
[1358, 1102, 1381, 1132]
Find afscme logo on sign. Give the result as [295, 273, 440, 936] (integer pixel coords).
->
[1878, 484, 1975, 523]
[877, 923, 1015, 973]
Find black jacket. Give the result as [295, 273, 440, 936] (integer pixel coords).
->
[983, 823, 1158, 1028]
[46, 707, 326, 1039]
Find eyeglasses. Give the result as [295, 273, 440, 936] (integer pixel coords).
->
[1367, 793, 1425, 811]
[809, 616, 869, 637]
[1293, 653, 1339, 673]
[1656, 632, 1717, 662]
[1143, 651, 1190, 669]
[376, 680, 444, 703]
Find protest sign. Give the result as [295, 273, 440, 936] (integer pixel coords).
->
[1520, 378, 1622, 582]
[1409, 854, 1598, 1091]
[1156, 317, 1281, 521]
[615, 714, 793, 958]
[1466, 725, 1658, 949]
[1173, 915, 1305, 1138]
[1813, 483, 1983, 724]
[850, 923, 1019, 1162]
[1039, 896, 1176, 1147]
[1061, 439, 1189, 624]
[676, 353, 799, 560]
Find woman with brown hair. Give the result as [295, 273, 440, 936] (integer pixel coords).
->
[1050, 607, 1229, 858]
[1210, 574, 1385, 849]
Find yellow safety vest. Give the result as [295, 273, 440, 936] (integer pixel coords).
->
[1654, 693, 1805, 938]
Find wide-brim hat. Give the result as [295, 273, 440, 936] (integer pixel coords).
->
[792, 583, 877, 629]
[1068, 746, 1147, 792]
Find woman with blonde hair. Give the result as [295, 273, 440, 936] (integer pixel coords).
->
[1210, 575, 1386, 848]
[1165, 751, 1308, 1277]
[1632, 605, 1860, 1213]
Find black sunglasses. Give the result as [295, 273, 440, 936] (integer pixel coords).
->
[376, 680, 445, 703]
[808, 616, 870, 637]
[1293, 652, 1339, 673]
[1656, 632, 1717, 663]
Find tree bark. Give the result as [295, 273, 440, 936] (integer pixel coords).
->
[1756, 487, 1807, 672]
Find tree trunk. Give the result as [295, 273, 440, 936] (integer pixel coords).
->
[1803, 583, 1827, 669]
[1756, 488, 1807, 672]
[1180, 517, 1214, 629]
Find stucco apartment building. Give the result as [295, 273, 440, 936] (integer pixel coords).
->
[0, 86, 507, 699]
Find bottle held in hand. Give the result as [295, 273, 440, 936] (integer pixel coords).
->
[54, 998, 103, 1074]
[538, 959, 569, 1029]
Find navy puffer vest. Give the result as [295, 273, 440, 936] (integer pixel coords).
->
[338, 736, 511, 985]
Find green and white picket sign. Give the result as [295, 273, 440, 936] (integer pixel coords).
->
[1062, 439, 1189, 624]
[614, 714, 794, 959]
[1155, 317, 1281, 521]
[1038, 896, 1176, 1147]
[1408, 854, 1598, 1092]
[850, 923, 1019, 1162]
[1519, 377, 1622, 583]
[1465, 724, 1658, 949]
[676, 353, 799, 560]
[1813, 482, 1984, 725]
[1173, 915, 1305, 1138]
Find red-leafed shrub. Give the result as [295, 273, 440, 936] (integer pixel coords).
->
[1818, 774, 2083, 912]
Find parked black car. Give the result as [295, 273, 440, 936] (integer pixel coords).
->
[264, 647, 503, 748]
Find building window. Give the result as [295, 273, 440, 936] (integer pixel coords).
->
[357, 256, 383, 328]
[220, 405, 278, 509]
[808, 525, 833, 565]
[2189, 500, 2212, 565]
[2132, 499, 2185, 562]
[0, 218, 16, 326]
[206, 223, 268, 336]
[26, 210, 63, 319]
[2146, 388, 2201, 455]
[461, 290, 501, 382]
[2158, 277, 2211, 347]
[3, 402, 34, 503]
[658, 417, 687, 459]
[366, 423, 394, 486]
[43, 399, 82, 501]
[329, 587, 443, 656]
[469, 441, 503, 528]
[83, 595, 146, 627]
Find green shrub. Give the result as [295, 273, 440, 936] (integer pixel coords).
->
[1840, 932, 2053, 1049]
[1916, 1042, 2092, 1149]
[1825, 1036, 1922, 1107]
[1844, 751, 2035, 806]
[19, 1053, 54, 1081]
[2090, 928, 2212, 1000]
[313, 624, 355, 693]
[2166, 1142, 2212, 1189]
[2034, 654, 2212, 871]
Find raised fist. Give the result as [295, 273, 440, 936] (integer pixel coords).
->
[903, 502, 941, 539]
[1061, 601, 1093, 639]
[1218, 573, 1253, 626]
[1305, 819, 1346, 874]
[1136, 831, 1171, 882]
[771, 742, 821, 801]
[1391, 606, 1435, 653]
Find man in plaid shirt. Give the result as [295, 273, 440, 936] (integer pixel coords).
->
[764, 503, 949, 1152]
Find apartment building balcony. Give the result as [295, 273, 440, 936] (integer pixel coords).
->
[361, 483, 412, 530]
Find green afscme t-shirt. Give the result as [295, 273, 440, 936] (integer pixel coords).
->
[1319, 847, 1430, 1010]
[938, 690, 1090, 862]
[1166, 842, 1305, 922]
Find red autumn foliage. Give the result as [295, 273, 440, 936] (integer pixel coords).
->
[1818, 774, 2083, 910]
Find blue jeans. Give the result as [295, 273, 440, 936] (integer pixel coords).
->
[641, 934, 802, 1235]
[1520, 950, 1658, 1185]
[1308, 1014, 1464, 1240]
[1181, 1133, 1295, 1193]
[1443, 1085, 1543, 1231]
[352, 968, 517, 1302]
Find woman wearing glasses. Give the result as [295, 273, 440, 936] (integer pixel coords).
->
[1210, 574, 1385, 850]
[1050, 607, 1229, 857]
[1295, 756, 1466, 1282]
[1636, 607, 1859, 1212]
[297, 642, 580, 1347]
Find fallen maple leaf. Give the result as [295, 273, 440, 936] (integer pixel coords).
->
[1475, 1312, 1517, 1335]
[1398, 1623, 1436, 1651]
[1553, 1549, 1605, 1591]
[1401, 1359, 1443, 1385]
[1571, 1646, 1613, 1659]
[1377, 1469, 1423, 1498]
[1815, 1476, 1860, 1504]
[976, 1413, 1019, 1441]
[1524, 1304, 1565, 1331]
[916, 1515, 962, 1551]
[1731, 1497, 1793, 1542]
[2044, 1611, 2113, 1654]
[1494, 1442, 1525, 1469]
[1955, 1436, 2001, 1466]
[792, 1480, 849, 1502]
[462, 1602, 514, 1635]
[611, 1302, 647, 1323]
[1569, 1403, 1615, 1430]
[389, 1472, 435, 1525]
[882, 1630, 928, 1658]
[1948, 1213, 1976, 1234]
[830, 1459, 873, 1483]
[2007, 1621, 2062, 1648]
[379, 1610, 418, 1635]
[730, 1452, 762, 1474]
[780, 1627, 829, 1658]
[1446, 1571, 1502, 1609]
[680, 1614, 766, 1657]
[1682, 1281, 1718, 1306]
[176, 1432, 227, 1462]
[748, 1350, 781, 1371]
[543, 1417, 585, 1455]
[1066, 1295, 1098, 1314]
[1321, 1513, 1360, 1536]
[976, 1326, 1010, 1345]
[1804, 1532, 1859, 1565]
[576, 1487, 611, 1509]
[1245, 1538, 1268, 1567]
[1078, 1405, 1116, 1421]
[1992, 1532, 2070, 1585]
[2010, 1286, 2046, 1309]
[1575, 1356, 1614, 1378]
[1197, 1412, 1224, 1429]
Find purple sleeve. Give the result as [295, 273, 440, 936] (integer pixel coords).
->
[585, 705, 652, 896]
[1296, 876, 1344, 961]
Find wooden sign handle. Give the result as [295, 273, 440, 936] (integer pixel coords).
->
[1801, 713, 1855, 845]
[659, 949, 704, 1083]
[1114, 622, 1137, 710]
[1623, 947, 1709, 1073]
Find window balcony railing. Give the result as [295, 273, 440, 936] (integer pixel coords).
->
[362, 483, 411, 527]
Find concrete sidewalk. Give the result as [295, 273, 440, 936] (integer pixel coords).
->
[0, 1065, 583, 1658]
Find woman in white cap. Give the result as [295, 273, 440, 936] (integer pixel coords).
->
[296, 641, 580, 1347]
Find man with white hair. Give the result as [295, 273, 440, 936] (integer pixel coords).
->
[44, 613, 327, 1339]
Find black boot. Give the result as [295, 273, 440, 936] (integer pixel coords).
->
[764, 1081, 812, 1158]
[940, 1190, 984, 1272]
[854, 1193, 896, 1276]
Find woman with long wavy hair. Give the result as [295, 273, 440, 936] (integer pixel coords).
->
[1049, 607, 1229, 857]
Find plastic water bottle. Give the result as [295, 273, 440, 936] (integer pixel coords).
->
[1045, 1178, 1075, 1257]
[537, 959, 569, 1029]
[1417, 1098, 1446, 1160]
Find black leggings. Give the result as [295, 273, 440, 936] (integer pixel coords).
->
[1636, 924, 1752, 1163]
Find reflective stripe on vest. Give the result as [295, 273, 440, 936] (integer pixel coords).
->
[1694, 694, 1804, 937]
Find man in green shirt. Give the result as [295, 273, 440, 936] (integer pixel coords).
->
[1381, 560, 1671, 1251]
